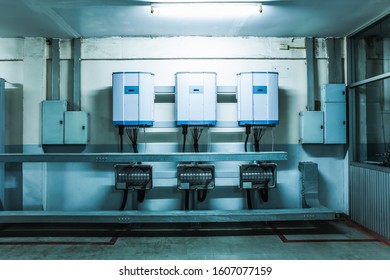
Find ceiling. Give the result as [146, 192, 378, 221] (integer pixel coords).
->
[0, 0, 389, 38]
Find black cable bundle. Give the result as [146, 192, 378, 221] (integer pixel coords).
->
[182, 125, 190, 210]
[253, 127, 269, 202]
[191, 126, 204, 153]
[191, 127, 208, 202]
[253, 127, 266, 152]
[126, 127, 139, 153]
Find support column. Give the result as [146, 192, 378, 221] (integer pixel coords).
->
[22, 38, 47, 210]
[356, 38, 367, 162]
[0, 78, 5, 210]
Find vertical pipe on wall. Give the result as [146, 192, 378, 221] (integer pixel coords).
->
[327, 38, 343, 84]
[51, 39, 60, 100]
[73, 38, 81, 111]
[305, 37, 315, 111]
[0, 78, 5, 210]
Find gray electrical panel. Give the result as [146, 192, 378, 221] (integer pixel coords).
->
[299, 84, 346, 145]
[64, 111, 88, 144]
[321, 84, 346, 144]
[299, 111, 323, 144]
[42, 100, 67, 144]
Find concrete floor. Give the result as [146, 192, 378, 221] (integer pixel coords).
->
[0, 219, 389, 260]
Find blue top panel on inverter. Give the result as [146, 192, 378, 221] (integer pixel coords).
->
[237, 72, 279, 75]
[112, 72, 154, 75]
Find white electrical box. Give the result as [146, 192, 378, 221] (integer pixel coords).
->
[299, 111, 324, 144]
[321, 84, 347, 144]
[112, 72, 154, 126]
[175, 72, 217, 126]
[42, 100, 68, 144]
[237, 72, 279, 126]
[64, 111, 88, 144]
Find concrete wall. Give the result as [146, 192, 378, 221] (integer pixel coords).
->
[0, 37, 348, 212]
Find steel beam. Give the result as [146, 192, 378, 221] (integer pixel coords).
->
[0, 208, 335, 224]
[0, 152, 287, 163]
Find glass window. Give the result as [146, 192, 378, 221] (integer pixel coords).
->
[354, 78, 390, 165]
[351, 14, 390, 82]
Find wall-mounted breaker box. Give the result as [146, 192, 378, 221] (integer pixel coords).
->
[175, 72, 217, 126]
[64, 111, 88, 144]
[299, 84, 346, 145]
[42, 100, 88, 145]
[112, 72, 154, 126]
[42, 100, 68, 145]
[237, 72, 279, 126]
[321, 84, 346, 144]
[299, 111, 323, 144]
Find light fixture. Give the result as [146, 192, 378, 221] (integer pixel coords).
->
[150, 2, 262, 18]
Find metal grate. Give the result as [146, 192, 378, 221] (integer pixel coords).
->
[350, 164, 390, 241]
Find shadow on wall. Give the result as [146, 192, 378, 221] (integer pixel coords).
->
[277, 88, 294, 144]
[302, 144, 348, 159]
[91, 86, 117, 143]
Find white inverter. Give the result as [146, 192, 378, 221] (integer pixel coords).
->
[175, 72, 217, 126]
[112, 72, 154, 126]
[237, 72, 279, 126]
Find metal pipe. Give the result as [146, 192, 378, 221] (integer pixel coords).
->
[305, 37, 315, 111]
[51, 39, 60, 100]
[349, 72, 390, 88]
[73, 38, 81, 111]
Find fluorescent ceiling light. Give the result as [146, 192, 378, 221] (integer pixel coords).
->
[150, 2, 262, 18]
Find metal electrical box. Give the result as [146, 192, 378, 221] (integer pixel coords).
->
[237, 72, 279, 126]
[175, 72, 217, 126]
[299, 111, 324, 144]
[64, 111, 88, 144]
[42, 100, 68, 144]
[112, 72, 154, 126]
[321, 84, 346, 144]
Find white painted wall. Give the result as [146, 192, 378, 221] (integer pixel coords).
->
[0, 36, 348, 213]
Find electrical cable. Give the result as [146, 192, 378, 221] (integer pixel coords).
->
[192, 126, 208, 202]
[197, 189, 207, 202]
[253, 127, 266, 152]
[244, 125, 253, 209]
[126, 127, 139, 153]
[191, 126, 204, 153]
[118, 125, 124, 153]
[119, 188, 128, 211]
[185, 190, 190, 210]
[246, 189, 252, 209]
[244, 125, 251, 152]
[182, 125, 190, 210]
[118, 125, 128, 210]
[259, 188, 269, 202]
[182, 125, 188, 153]
[138, 189, 146, 203]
